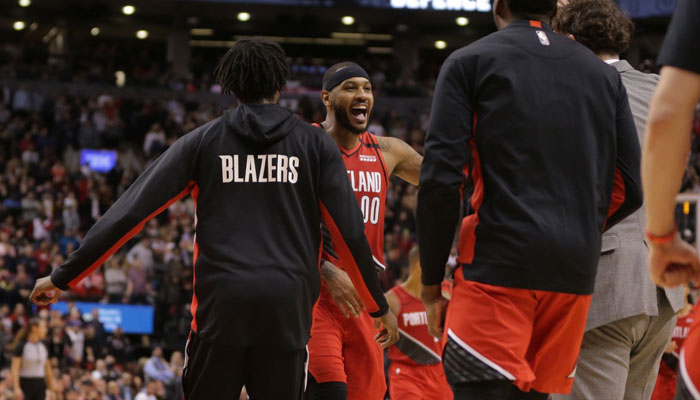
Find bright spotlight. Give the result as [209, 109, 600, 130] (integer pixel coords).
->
[90, 27, 100, 36]
[237, 12, 251, 22]
[341, 16, 355, 25]
[13, 21, 25, 31]
[456, 17, 469, 26]
[434, 40, 447, 50]
[18, 0, 30, 7]
[122, 5, 135, 15]
[136, 30, 148, 39]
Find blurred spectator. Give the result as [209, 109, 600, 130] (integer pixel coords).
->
[10, 318, 54, 400]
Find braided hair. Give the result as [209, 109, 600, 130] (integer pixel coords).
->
[214, 38, 289, 103]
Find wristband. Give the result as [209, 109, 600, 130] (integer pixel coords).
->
[645, 226, 677, 245]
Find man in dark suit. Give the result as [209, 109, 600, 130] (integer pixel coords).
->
[552, 1, 685, 399]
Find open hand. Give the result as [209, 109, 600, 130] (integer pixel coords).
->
[422, 284, 448, 338]
[373, 310, 399, 349]
[321, 262, 365, 318]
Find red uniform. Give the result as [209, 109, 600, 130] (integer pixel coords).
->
[652, 309, 694, 400]
[308, 131, 389, 400]
[387, 285, 452, 400]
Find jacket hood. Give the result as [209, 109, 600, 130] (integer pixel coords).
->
[224, 103, 298, 144]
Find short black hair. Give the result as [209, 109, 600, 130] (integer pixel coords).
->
[214, 38, 289, 103]
[505, 0, 557, 19]
[553, 0, 634, 55]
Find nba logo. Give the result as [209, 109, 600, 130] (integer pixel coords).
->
[536, 30, 550, 46]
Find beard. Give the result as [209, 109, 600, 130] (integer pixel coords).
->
[332, 99, 366, 134]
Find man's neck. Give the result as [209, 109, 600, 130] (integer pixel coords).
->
[321, 116, 361, 150]
[401, 269, 423, 298]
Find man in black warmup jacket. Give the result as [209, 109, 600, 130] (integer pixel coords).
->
[29, 38, 398, 400]
[417, 0, 642, 399]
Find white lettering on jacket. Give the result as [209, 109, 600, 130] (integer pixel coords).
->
[219, 155, 299, 183]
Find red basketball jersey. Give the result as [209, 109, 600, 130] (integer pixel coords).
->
[316, 128, 389, 270]
[387, 285, 443, 366]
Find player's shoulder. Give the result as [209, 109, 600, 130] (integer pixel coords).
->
[373, 135, 414, 157]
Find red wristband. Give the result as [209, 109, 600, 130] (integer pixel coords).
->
[645, 226, 677, 245]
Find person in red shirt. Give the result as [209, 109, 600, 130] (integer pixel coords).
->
[306, 62, 423, 400]
[386, 246, 452, 400]
[652, 288, 694, 400]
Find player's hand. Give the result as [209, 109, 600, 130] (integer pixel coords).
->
[373, 310, 399, 349]
[321, 262, 365, 318]
[649, 233, 700, 288]
[29, 276, 62, 306]
[422, 284, 448, 338]
[14, 387, 24, 400]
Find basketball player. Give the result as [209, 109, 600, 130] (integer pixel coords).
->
[305, 62, 423, 400]
[642, 1, 700, 399]
[386, 246, 452, 400]
[417, 0, 644, 398]
[28, 39, 398, 400]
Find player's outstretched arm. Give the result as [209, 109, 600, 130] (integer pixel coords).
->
[643, 66, 700, 287]
[33, 130, 203, 305]
[377, 136, 423, 185]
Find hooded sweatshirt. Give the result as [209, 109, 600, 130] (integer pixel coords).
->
[50, 104, 388, 349]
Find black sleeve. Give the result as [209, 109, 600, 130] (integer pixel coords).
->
[51, 131, 202, 290]
[13, 341, 25, 358]
[604, 77, 643, 231]
[417, 58, 474, 286]
[658, 0, 700, 75]
[317, 134, 388, 317]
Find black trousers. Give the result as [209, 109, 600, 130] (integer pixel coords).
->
[183, 331, 308, 400]
[19, 377, 46, 400]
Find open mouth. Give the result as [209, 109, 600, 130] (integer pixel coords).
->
[350, 104, 368, 123]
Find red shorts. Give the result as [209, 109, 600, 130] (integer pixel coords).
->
[388, 362, 452, 400]
[443, 270, 592, 394]
[307, 286, 386, 400]
[680, 307, 700, 399]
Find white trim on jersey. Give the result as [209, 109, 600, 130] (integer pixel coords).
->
[373, 255, 386, 271]
[398, 328, 442, 361]
[304, 345, 309, 392]
[680, 349, 700, 400]
[447, 328, 516, 381]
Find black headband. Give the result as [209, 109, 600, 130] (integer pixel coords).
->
[322, 64, 370, 91]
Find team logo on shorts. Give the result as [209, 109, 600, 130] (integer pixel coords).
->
[536, 30, 550, 46]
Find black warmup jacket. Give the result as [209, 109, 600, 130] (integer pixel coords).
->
[418, 20, 643, 294]
[51, 104, 388, 349]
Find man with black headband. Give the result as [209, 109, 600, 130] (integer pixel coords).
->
[305, 62, 423, 400]
[28, 40, 397, 400]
